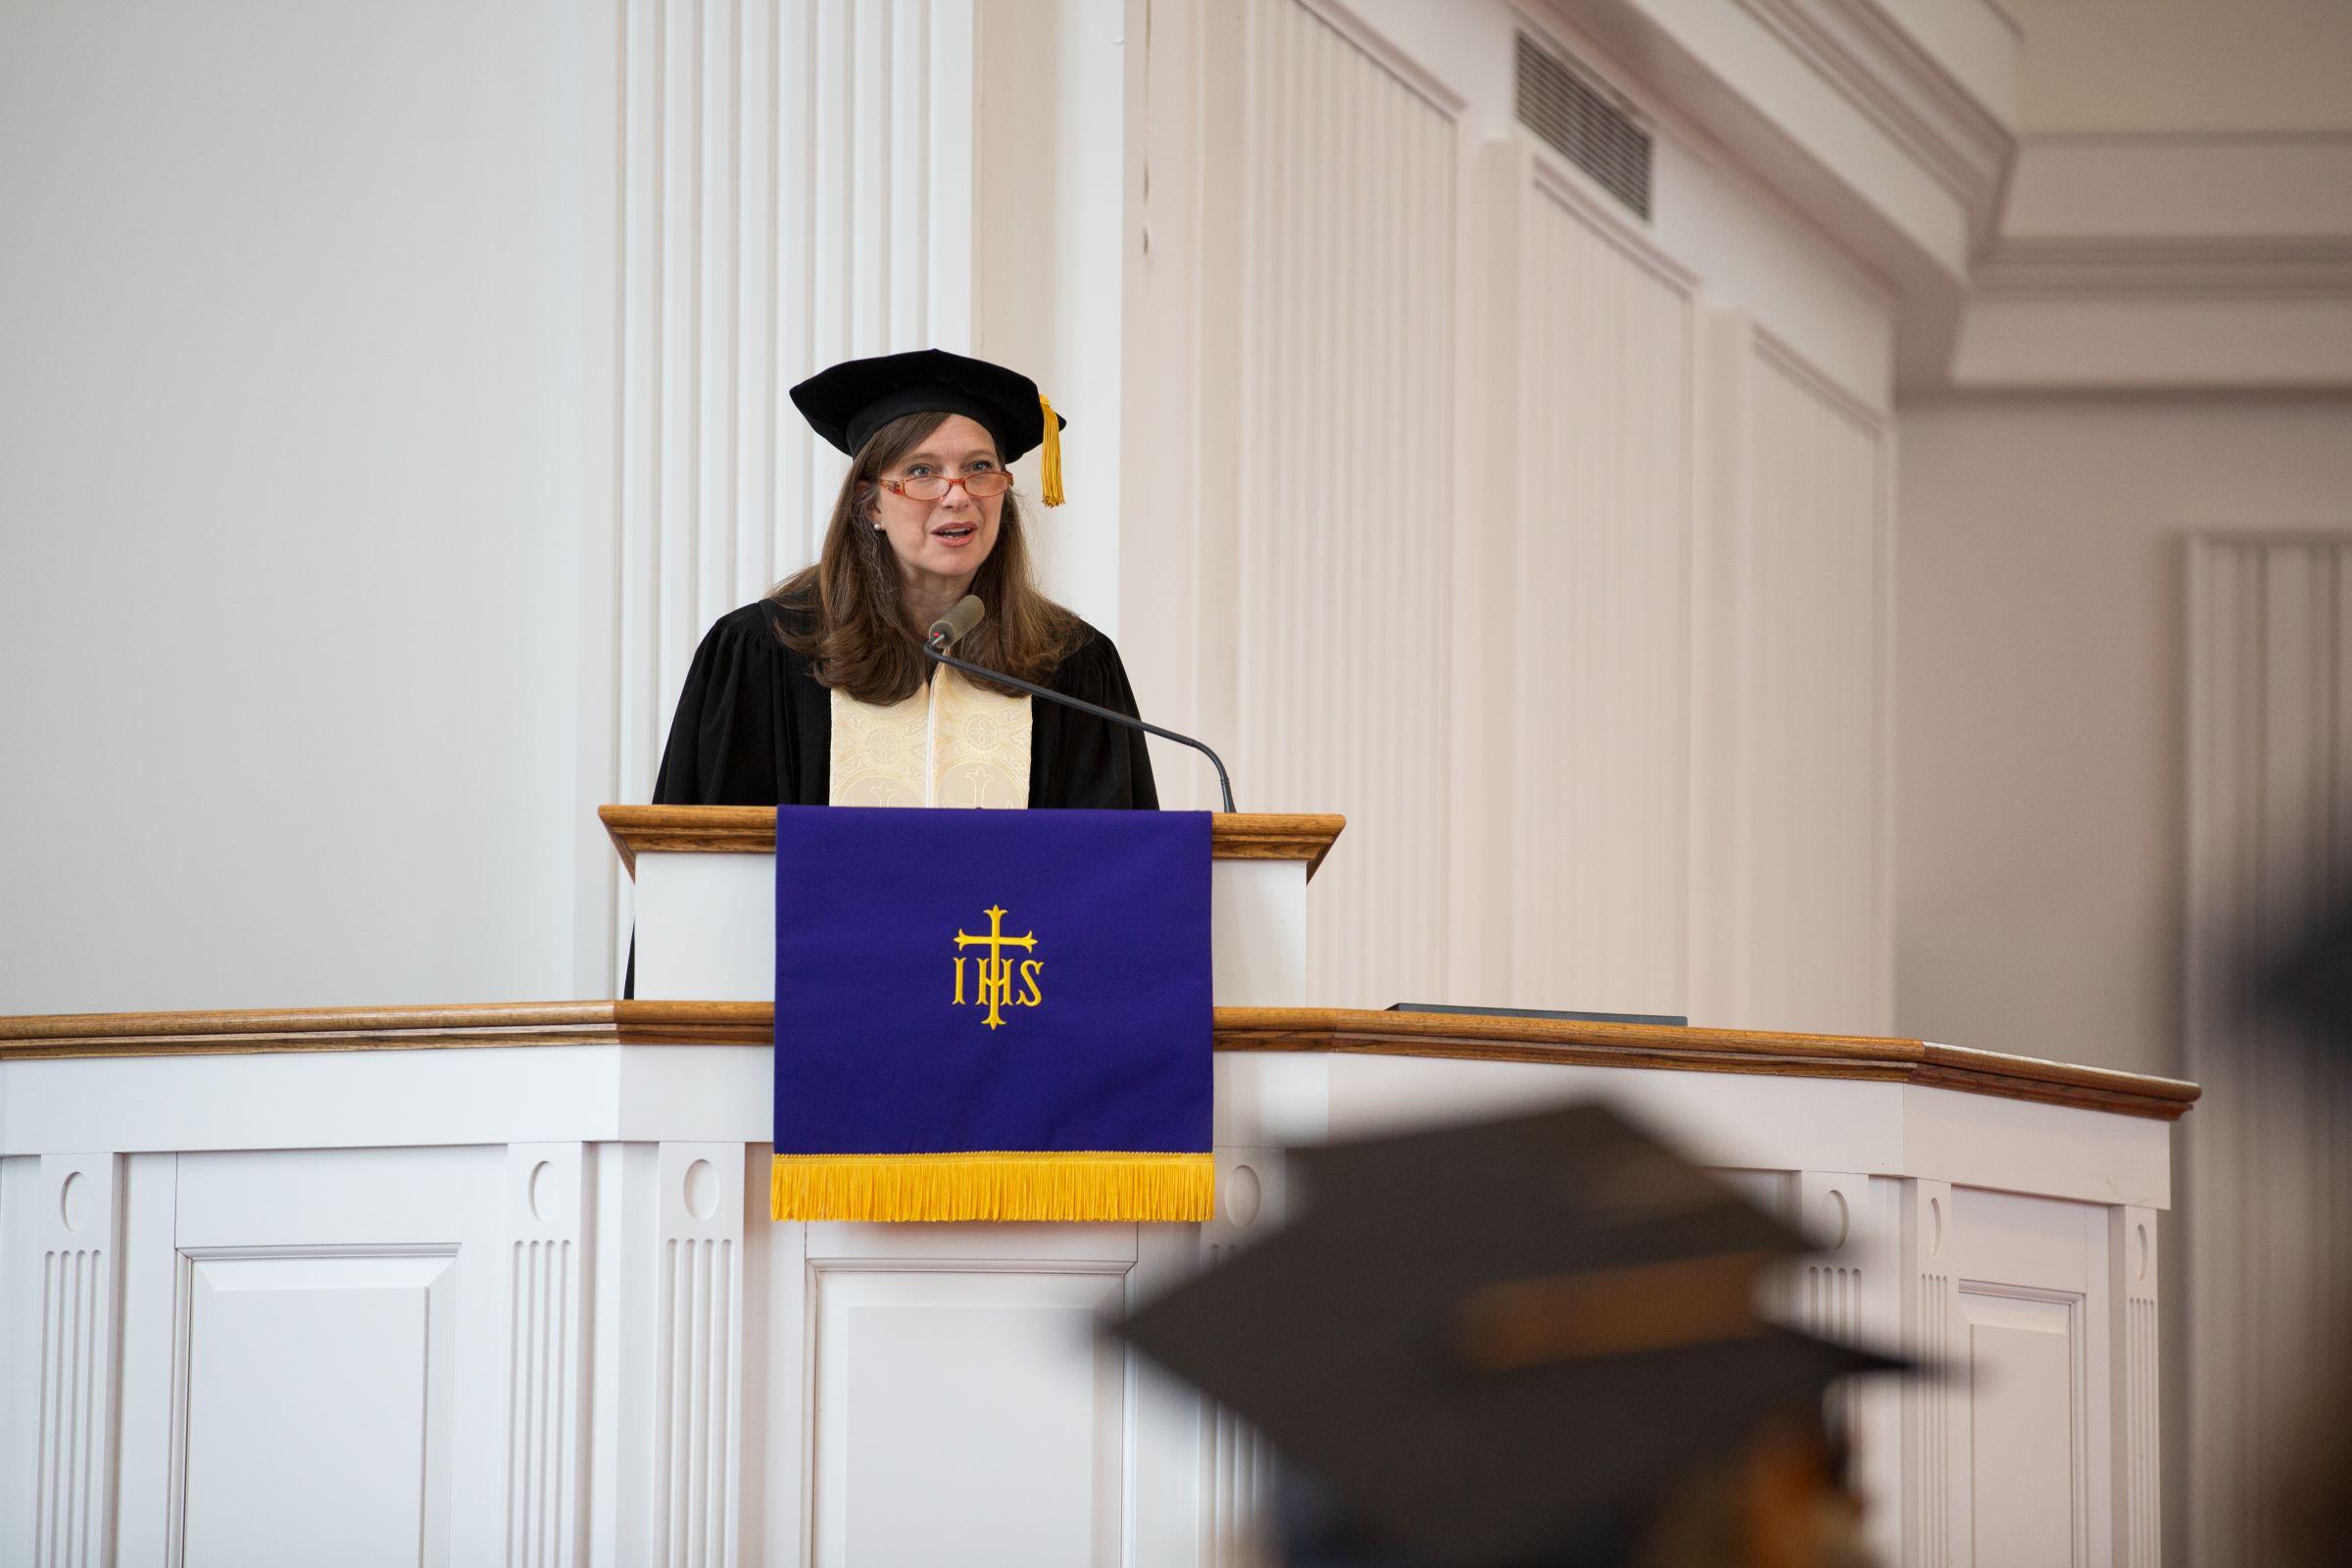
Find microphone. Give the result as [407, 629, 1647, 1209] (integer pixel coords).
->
[921, 595, 1238, 812]
[925, 594, 986, 652]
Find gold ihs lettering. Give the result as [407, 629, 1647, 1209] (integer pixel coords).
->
[952, 905, 1040, 1029]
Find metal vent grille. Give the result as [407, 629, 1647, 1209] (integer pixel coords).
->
[1514, 33, 1651, 220]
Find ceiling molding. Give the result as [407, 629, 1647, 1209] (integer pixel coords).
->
[1997, 130, 2352, 246]
[2016, 129, 2352, 151]
[1949, 295, 2352, 392]
[1975, 236, 2352, 301]
[1954, 129, 2352, 388]
[1733, 0, 2015, 232]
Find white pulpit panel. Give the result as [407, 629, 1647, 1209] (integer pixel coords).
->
[812, 1267, 1128, 1567]
[182, 1252, 456, 1568]
[1208, 859, 1308, 1006]
[1945, 1186, 2109, 1568]
[1966, 1309, 2082, 1568]
[133, 1146, 513, 1564]
[635, 850, 1310, 1006]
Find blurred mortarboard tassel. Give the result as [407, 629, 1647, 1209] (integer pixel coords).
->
[1115, 1102, 1917, 1568]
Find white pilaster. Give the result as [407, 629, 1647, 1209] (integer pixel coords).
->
[21, 1153, 123, 1568]
[1899, 1177, 1958, 1568]
[506, 1143, 593, 1567]
[650, 1140, 749, 1565]
[2110, 1203, 2161, 1568]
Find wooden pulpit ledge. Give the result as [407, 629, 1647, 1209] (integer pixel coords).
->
[596, 805, 1348, 876]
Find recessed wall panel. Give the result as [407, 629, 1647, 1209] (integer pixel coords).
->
[1734, 338, 1889, 1034]
[1229, 0, 1458, 1009]
[1506, 170, 1693, 1014]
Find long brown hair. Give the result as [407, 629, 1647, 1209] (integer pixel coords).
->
[772, 410, 1079, 704]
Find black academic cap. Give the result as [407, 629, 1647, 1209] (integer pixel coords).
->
[2260, 893, 2352, 1049]
[789, 348, 1068, 503]
[1116, 1102, 1911, 1568]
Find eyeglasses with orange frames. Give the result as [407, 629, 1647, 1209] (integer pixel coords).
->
[880, 471, 1013, 502]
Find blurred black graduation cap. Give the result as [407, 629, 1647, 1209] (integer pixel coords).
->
[1116, 1102, 1913, 1568]
[2261, 894, 2352, 1048]
[789, 348, 1068, 504]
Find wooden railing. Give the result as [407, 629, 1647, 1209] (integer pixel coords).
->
[0, 1001, 2200, 1120]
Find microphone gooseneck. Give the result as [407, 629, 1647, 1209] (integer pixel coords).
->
[919, 595, 1237, 812]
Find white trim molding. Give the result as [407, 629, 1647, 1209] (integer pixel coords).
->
[1732, 0, 2015, 220]
[1958, 132, 2352, 390]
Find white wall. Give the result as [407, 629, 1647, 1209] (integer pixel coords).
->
[1893, 396, 2352, 1078]
[1897, 394, 2352, 1568]
[0, 0, 587, 1012]
[974, 0, 1127, 630]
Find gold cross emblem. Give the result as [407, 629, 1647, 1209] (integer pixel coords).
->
[954, 906, 1040, 1028]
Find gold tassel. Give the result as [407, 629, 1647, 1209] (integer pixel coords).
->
[772, 1151, 1212, 1222]
[1038, 393, 1065, 507]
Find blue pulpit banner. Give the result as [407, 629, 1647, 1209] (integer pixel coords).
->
[770, 805, 1214, 1222]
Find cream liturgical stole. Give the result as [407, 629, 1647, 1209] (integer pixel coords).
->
[828, 666, 1033, 808]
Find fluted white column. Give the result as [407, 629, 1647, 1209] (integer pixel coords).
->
[592, 0, 979, 976]
[8, 1154, 123, 1568]
[504, 1144, 591, 1567]
[649, 1141, 748, 1566]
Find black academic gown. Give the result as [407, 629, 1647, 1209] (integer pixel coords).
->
[652, 598, 1159, 809]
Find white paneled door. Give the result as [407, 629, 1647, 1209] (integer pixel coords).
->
[810, 1264, 1129, 1565]
[181, 1252, 459, 1567]
[126, 1147, 507, 1567]
[1936, 1187, 2116, 1568]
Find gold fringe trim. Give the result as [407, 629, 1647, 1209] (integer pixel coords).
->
[771, 1151, 1212, 1222]
[1037, 393, 1065, 507]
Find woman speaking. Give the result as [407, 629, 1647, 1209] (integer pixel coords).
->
[653, 349, 1157, 811]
